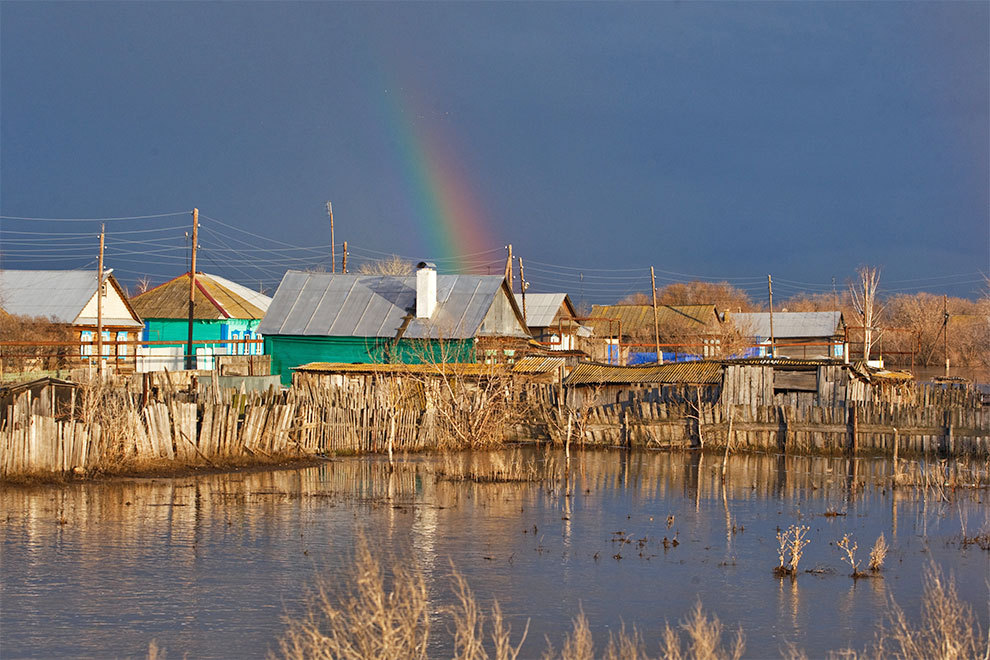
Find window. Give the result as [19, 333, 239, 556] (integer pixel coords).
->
[80, 331, 93, 357]
[116, 331, 128, 357]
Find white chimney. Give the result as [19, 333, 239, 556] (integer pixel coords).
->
[416, 261, 437, 318]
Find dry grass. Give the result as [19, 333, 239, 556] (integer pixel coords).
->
[658, 602, 745, 660]
[869, 533, 889, 572]
[837, 534, 862, 576]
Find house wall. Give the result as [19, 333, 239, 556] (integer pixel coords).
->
[478, 289, 528, 337]
[142, 318, 263, 353]
[77, 286, 135, 323]
[265, 335, 476, 384]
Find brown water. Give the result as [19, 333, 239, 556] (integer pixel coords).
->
[2, 450, 988, 658]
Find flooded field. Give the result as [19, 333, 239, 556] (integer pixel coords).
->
[2, 449, 988, 658]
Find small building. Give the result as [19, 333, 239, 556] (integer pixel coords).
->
[514, 292, 588, 352]
[130, 272, 271, 370]
[729, 311, 844, 360]
[258, 263, 532, 384]
[0, 269, 143, 365]
[585, 304, 723, 364]
[565, 360, 724, 408]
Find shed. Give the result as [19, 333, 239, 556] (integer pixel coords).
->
[514, 293, 588, 352]
[586, 304, 723, 364]
[729, 311, 844, 360]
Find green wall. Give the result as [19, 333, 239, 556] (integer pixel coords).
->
[143, 318, 260, 342]
[266, 335, 476, 385]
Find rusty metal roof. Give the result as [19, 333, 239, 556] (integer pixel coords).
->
[587, 304, 719, 336]
[566, 361, 723, 386]
[512, 356, 566, 374]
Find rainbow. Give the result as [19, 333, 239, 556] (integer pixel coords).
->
[378, 80, 498, 273]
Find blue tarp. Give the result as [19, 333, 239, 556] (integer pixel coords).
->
[627, 352, 705, 365]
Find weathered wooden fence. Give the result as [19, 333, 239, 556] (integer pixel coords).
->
[576, 397, 990, 455]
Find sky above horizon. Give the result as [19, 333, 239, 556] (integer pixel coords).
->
[1, 1, 988, 304]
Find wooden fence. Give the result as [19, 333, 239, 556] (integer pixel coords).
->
[577, 398, 990, 455]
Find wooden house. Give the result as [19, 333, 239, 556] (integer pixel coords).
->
[585, 304, 723, 364]
[514, 292, 588, 352]
[0, 269, 143, 365]
[130, 272, 271, 370]
[729, 311, 845, 360]
[258, 263, 532, 384]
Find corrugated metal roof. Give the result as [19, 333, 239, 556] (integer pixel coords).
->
[566, 361, 723, 385]
[514, 293, 570, 328]
[730, 312, 843, 339]
[259, 271, 527, 340]
[0, 269, 142, 327]
[293, 362, 509, 376]
[130, 272, 270, 320]
[587, 304, 719, 336]
[512, 356, 566, 374]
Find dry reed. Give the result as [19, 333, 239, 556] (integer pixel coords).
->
[869, 533, 888, 573]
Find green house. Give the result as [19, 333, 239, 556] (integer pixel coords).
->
[130, 272, 272, 367]
[258, 263, 530, 384]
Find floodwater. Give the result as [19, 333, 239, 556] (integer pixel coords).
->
[2, 450, 988, 659]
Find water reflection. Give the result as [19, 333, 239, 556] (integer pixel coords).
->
[2, 450, 986, 659]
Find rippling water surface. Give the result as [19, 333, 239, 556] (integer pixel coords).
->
[2, 449, 987, 658]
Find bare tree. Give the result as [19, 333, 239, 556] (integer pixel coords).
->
[135, 275, 153, 295]
[850, 266, 883, 361]
[358, 255, 415, 276]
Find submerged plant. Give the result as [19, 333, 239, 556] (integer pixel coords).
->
[869, 533, 889, 573]
[774, 525, 811, 577]
[837, 534, 862, 577]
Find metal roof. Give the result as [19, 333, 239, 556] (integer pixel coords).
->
[512, 355, 567, 374]
[514, 293, 573, 328]
[258, 270, 527, 340]
[730, 312, 843, 339]
[0, 269, 142, 327]
[566, 361, 723, 386]
[294, 357, 564, 377]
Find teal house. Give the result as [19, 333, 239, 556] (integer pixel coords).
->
[130, 272, 272, 364]
[258, 263, 531, 384]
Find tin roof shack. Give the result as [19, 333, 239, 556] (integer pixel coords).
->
[565, 361, 723, 409]
[513, 293, 589, 353]
[258, 264, 531, 384]
[0, 269, 143, 370]
[729, 311, 844, 360]
[585, 304, 723, 364]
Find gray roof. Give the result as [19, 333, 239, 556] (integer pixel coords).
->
[514, 293, 569, 328]
[731, 311, 843, 339]
[0, 269, 142, 327]
[258, 270, 525, 339]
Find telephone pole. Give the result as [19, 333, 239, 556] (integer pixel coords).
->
[504, 244, 513, 291]
[519, 257, 527, 324]
[97, 224, 105, 378]
[650, 266, 662, 364]
[327, 201, 336, 273]
[943, 294, 949, 377]
[767, 274, 776, 358]
[342, 240, 348, 273]
[186, 208, 199, 370]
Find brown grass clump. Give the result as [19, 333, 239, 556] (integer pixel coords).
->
[869, 533, 889, 573]
[659, 601, 745, 660]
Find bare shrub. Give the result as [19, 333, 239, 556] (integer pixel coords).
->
[358, 255, 415, 276]
[774, 525, 811, 577]
[837, 534, 862, 577]
[0, 313, 75, 374]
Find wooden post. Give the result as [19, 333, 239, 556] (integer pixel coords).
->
[97, 224, 105, 378]
[326, 201, 336, 274]
[342, 240, 348, 273]
[650, 266, 662, 364]
[519, 257, 527, 324]
[767, 274, 775, 358]
[186, 208, 199, 371]
[943, 294, 949, 377]
[849, 404, 858, 454]
[504, 244, 513, 291]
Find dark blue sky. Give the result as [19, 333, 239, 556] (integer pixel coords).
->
[1, 1, 987, 303]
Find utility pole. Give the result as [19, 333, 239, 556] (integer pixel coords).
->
[342, 240, 348, 274]
[767, 274, 776, 358]
[186, 208, 199, 370]
[326, 201, 336, 273]
[943, 294, 949, 377]
[504, 244, 513, 291]
[519, 257, 527, 324]
[650, 266, 662, 364]
[97, 224, 105, 378]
